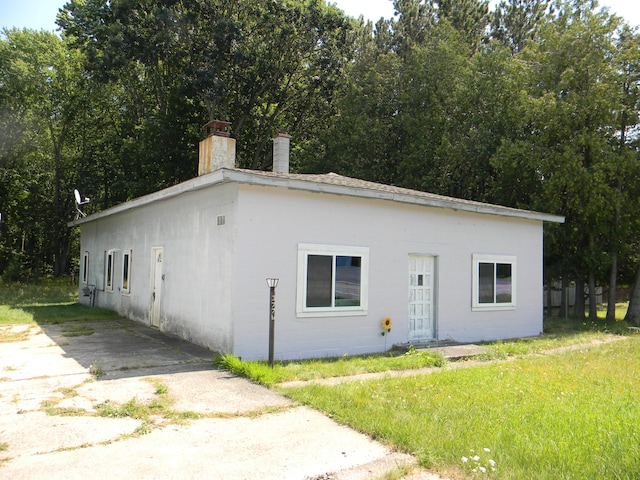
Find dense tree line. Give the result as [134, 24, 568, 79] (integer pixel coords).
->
[1, 0, 640, 322]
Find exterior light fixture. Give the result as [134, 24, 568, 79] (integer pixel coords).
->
[266, 278, 279, 366]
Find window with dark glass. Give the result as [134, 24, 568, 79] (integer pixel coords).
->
[122, 250, 131, 294]
[82, 252, 89, 285]
[473, 255, 516, 310]
[105, 250, 114, 291]
[297, 244, 369, 316]
[478, 262, 512, 304]
[305, 254, 362, 308]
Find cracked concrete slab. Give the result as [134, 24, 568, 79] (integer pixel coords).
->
[0, 318, 414, 479]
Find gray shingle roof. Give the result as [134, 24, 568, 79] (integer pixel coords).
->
[230, 169, 565, 223]
[69, 168, 565, 226]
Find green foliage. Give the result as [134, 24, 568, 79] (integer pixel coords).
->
[3, 0, 640, 299]
[0, 29, 88, 277]
[284, 336, 640, 479]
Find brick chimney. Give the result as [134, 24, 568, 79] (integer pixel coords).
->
[272, 131, 290, 174]
[198, 120, 236, 175]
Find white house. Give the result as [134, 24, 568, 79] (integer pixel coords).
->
[70, 122, 564, 361]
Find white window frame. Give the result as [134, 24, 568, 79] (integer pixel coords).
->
[105, 249, 115, 292]
[81, 251, 89, 286]
[121, 249, 132, 295]
[472, 254, 517, 311]
[296, 243, 369, 317]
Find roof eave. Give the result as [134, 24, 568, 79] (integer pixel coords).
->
[68, 168, 565, 227]
[224, 170, 566, 224]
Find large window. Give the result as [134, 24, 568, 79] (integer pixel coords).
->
[122, 250, 132, 294]
[472, 254, 516, 310]
[297, 244, 369, 317]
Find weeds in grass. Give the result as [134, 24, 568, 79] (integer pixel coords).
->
[0, 324, 34, 342]
[56, 387, 79, 398]
[0, 443, 8, 452]
[94, 382, 200, 434]
[61, 324, 95, 337]
[89, 363, 104, 379]
[154, 382, 169, 395]
[40, 398, 88, 417]
[215, 349, 445, 386]
[374, 464, 412, 480]
[461, 448, 497, 478]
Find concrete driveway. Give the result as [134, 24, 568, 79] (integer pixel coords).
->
[0, 318, 417, 479]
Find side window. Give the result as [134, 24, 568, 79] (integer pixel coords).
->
[82, 251, 89, 285]
[122, 250, 132, 294]
[297, 244, 369, 317]
[472, 254, 516, 310]
[105, 250, 115, 292]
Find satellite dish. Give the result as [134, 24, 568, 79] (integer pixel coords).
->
[73, 189, 90, 219]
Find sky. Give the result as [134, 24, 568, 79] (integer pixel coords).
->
[0, 0, 639, 32]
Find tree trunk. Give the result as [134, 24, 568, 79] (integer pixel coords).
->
[588, 269, 597, 320]
[561, 276, 569, 319]
[624, 263, 640, 326]
[575, 277, 585, 318]
[606, 249, 618, 321]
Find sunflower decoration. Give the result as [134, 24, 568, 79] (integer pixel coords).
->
[381, 317, 393, 336]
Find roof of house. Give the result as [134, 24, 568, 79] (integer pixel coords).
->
[68, 168, 565, 226]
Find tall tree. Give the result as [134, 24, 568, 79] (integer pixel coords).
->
[0, 29, 87, 277]
[436, 0, 490, 49]
[494, 1, 622, 318]
[491, 0, 551, 53]
[59, 0, 355, 178]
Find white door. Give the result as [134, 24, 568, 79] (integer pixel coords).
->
[150, 247, 163, 328]
[408, 255, 435, 342]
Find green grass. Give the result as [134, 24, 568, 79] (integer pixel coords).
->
[215, 348, 446, 387]
[95, 380, 201, 433]
[217, 313, 633, 384]
[217, 308, 638, 479]
[61, 323, 95, 337]
[0, 278, 78, 304]
[283, 337, 640, 479]
[0, 279, 116, 327]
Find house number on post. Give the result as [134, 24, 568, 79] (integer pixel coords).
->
[266, 278, 279, 367]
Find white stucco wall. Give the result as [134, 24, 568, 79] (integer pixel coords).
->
[78, 182, 239, 354]
[77, 177, 545, 361]
[232, 184, 544, 361]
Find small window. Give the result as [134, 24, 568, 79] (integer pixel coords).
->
[297, 244, 369, 317]
[81, 251, 89, 285]
[122, 250, 132, 294]
[472, 254, 516, 310]
[105, 250, 115, 292]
